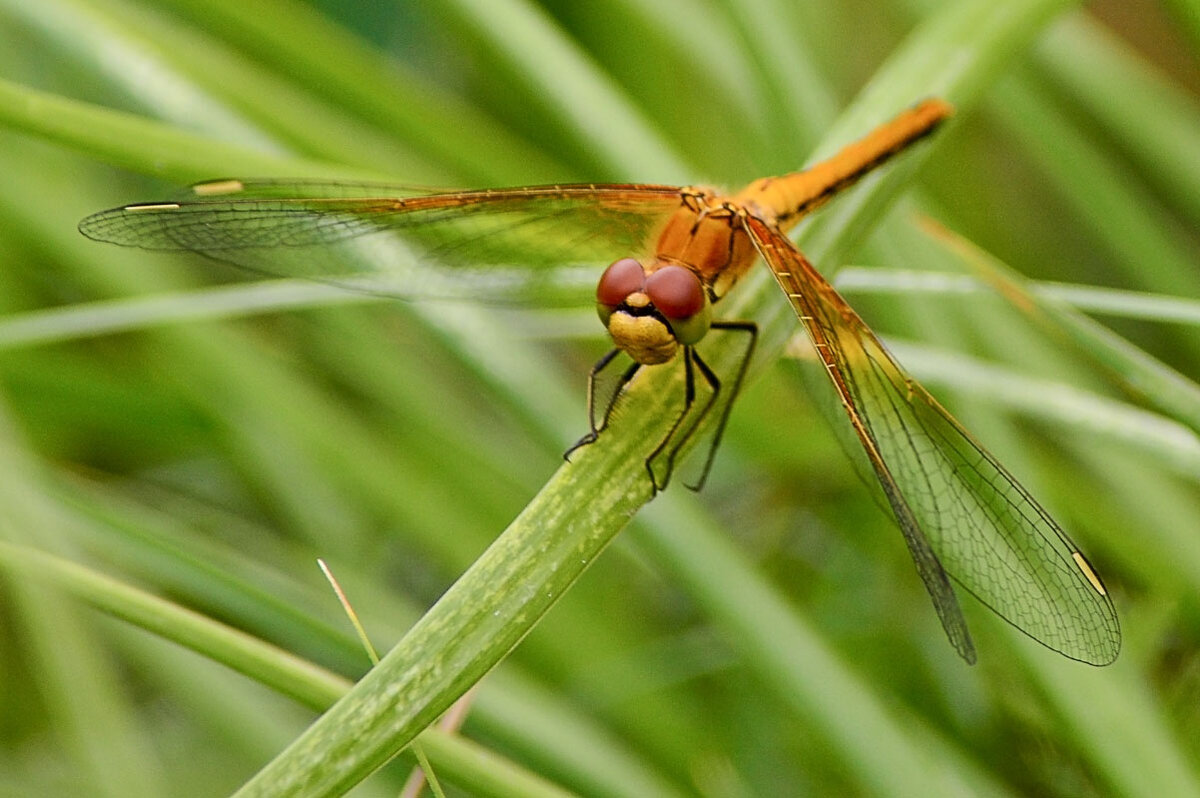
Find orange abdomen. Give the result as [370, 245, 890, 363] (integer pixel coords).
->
[735, 98, 953, 231]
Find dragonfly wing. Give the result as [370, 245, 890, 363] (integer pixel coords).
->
[80, 181, 685, 306]
[744, 216, 1120, 665]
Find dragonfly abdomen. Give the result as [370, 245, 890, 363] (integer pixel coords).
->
[735, 98, 954, 231]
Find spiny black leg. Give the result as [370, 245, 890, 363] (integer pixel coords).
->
[663, 347, 722, 485]
[584, 347, 621, 434]
[686, 320, 758, 491]
[564, 348, 638, 461]
[644, 346, 703, 492]
[598, 361, 642, 435]
[567, 321, 756, 491]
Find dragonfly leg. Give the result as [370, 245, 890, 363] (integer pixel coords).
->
[563, 348, 639, 461]
[645, 346, 715, 491]
[658, 348, 721, 488]
[685, 321, 757, 491]
[645, 321, 757, 492]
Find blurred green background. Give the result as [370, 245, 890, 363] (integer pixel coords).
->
[0, 0, 1198, 795]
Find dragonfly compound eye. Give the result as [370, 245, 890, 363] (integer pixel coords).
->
[645, 265, 711, 344]
[596, 258, 646, 307]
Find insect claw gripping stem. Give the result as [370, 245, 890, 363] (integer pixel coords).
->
[561, 431, 597, 462]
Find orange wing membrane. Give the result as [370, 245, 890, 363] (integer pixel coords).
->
[80, 99, 1120, 665]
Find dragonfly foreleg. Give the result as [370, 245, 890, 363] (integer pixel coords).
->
[563, 348, 639, 461]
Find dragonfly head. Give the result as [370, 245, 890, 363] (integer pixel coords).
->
[596, 258, 712, 365]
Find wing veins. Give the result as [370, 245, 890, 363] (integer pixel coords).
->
[744, 216, 975, 662]
[744, 216, 1119, 664]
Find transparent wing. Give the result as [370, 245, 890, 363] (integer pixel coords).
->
[79, 179, 685, 305]
[745, 216, 1120, 665]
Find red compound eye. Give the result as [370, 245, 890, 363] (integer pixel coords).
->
[645, 265, 705, 319]
[596, 258, 645, 306]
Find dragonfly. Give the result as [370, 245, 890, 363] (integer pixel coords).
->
[79, 99, 1119, 666]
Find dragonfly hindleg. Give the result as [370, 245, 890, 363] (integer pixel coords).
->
[686, 320, 757, 491]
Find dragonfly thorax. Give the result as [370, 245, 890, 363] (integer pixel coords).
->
[596, 258, 713, 365]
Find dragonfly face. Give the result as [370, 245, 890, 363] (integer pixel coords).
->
[595, 258, 712, 365]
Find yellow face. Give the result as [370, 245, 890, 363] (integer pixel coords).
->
[605, 307, 678, 364]
[595, 258, 713, 366]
